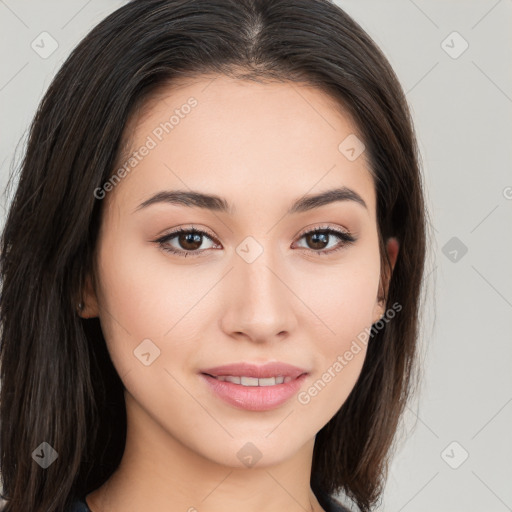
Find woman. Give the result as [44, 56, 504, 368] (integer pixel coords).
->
[0, 1, 430, 511]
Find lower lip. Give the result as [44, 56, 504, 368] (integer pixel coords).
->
[200, 373, 308, 411]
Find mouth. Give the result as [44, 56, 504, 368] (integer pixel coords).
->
[202, 374, 298, 386]
[199, 362, 309, 411]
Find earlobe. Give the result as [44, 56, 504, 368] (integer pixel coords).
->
[372, 298, 386, 325]
[386, 237, 399, 271]
[381, 237, 399, 292]
[77, 273, 100, 318]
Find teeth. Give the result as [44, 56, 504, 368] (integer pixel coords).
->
[241, 376, 259, 386]
[214, 375, 292, 386]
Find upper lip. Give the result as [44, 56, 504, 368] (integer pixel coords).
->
[200, 362, 309, 379]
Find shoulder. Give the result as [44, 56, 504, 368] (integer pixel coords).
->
[322, 495, 352, 512]
[314, 487, 352, 512]
[66, 498, 90, 512]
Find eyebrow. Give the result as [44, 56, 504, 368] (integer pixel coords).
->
[133, 186, 367, 215]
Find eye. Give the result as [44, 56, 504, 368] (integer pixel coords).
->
[155, 224, 356, 257]
[155, 226, 220, 258]
[293, 225, 356, 255]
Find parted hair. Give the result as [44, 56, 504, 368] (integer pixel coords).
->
[0, 1, 429, 511]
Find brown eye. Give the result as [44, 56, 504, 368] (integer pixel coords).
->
[304, 231, 330, 250]
[155, 225, 356, 258]
[156, 228, 219, 257]
[294, 227, 356, 255]
[177, 231, 203, 251]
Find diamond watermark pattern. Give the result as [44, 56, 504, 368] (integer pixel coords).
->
[442, 236, 468, 263]
[338, 134, 365, 161]
[441, 31, 469, 59]
[133, 338, 161, 366]
[441, 441, 469, 469]
[236, 236, 264, 264]
[32, 441, 59, 469]
[31, 32, 59, 59]
[237, 442, 263, 468]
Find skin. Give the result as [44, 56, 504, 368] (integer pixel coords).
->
[81, 74, 399, 512]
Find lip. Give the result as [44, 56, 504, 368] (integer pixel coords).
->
[199, 362, 309, 411]
[200, 362, 308, 379]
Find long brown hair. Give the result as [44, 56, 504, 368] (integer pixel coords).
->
[0, 1, 430, 510]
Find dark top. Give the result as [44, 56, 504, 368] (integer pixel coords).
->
[68, 487, 351, 512]
[67, 498, 89, 512]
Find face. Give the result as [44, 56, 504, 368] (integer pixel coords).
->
[83, 75, 397, 468]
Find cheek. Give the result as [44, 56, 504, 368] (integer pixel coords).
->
[94, 231, 211, 379]
[292, 254, 380, 417]
[311, 271, 377, 333]
[295, 301, 374, 430]
[296, 249, 381, 348]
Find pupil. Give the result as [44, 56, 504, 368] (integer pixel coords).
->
[180, 232, 202, 250]
[309, 232, 328, 249]
[176, 231, 331, 252]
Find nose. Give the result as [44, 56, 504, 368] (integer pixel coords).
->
[218, 247, 298, 344]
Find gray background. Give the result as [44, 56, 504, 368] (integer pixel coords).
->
[1, 1, 511, 511]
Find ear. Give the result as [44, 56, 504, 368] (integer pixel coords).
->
[372, 237, 399, 323]
[77, 272, 100, 318]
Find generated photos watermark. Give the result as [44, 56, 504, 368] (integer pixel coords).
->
[297, 301, 402, 405]
[94, 96, 198, 200]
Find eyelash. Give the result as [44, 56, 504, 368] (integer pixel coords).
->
[155, 225, 357, 258]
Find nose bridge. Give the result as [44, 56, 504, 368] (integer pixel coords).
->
[238, 235, 287, 307]
[224, 234, 295, 339]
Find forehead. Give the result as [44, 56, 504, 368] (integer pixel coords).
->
[108, 74, 376, 218]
